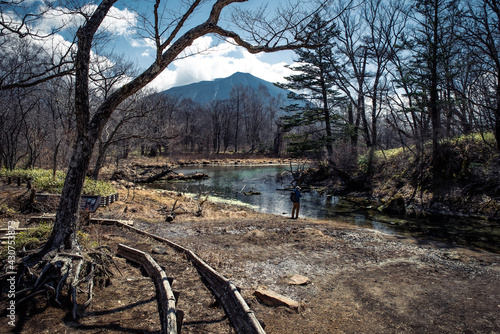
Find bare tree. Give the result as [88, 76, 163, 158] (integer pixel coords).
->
[91, 93, 157, 179]
[0, 88, 37, 169]
[408, 0, 462, 186]
[461, 0, 500, 152]
[23, 95, 50, 168]
[0, 1, 75, 90]
[242, 87, 266, 152]
[330, 0, 369, 159]
[360, 0, 406, 176]
[43, 78, 77, 177]
[229, 84, 245, 152]
[207, 100, 225, 153]
[176, 98, 205, 152]
[267, 93, 286, 155]
[11, 0, 336, 314]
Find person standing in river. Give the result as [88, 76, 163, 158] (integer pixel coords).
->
[291, 186, 302, 219]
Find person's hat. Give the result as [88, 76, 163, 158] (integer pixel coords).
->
[295, 186, 301, 190]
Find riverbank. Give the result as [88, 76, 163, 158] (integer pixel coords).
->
[1, 179, 500, 333]
[104, 158, 500, 254]
[113, 153, 308, 168]
[121, 152, 500, 223]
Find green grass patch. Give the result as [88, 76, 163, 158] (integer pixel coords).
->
[0, 223, 97, 259]
[358, 131, 497, 172]
[0, 222, 53, 258]
[81, 178, 117, 197]
[0, 168, 116, 196]
[358, 146, 414, 173]
[449, 132, 496, 146]
[0, 203, 17, 217]
[374, 146, 410, 161]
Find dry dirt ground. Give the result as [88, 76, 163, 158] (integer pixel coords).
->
[1, 181, 500, 334]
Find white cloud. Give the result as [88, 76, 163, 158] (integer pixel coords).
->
[148, 36, 294, 92]
[131, 37, 155, 49]
[101, 7, 137, 36]
[35, 4, 136, 37]
[3, 4, 294, 94]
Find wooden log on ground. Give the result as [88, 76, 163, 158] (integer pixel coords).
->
[254, 288, 299, 310]
[96, 220, 266, 334]
[28, 214, 56, 223]
[117, 244, 178, 334]
[89, 218, 134, 226]
[135, 168, 173, 183]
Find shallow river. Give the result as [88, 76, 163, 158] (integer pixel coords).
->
[152, 164, 500, 254]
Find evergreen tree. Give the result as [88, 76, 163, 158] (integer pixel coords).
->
[277, 14, 345, 161]
[408, 0, 462, 185]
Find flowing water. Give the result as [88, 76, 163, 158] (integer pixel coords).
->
[152, 164, 500, 254]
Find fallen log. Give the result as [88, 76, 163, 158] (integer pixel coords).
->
[166, 172, 208, 182]
[135, 168, 174, 183]
[135, 168, 208, 184]
[94, 220, 266, 334]
[117, 244, 180, 334]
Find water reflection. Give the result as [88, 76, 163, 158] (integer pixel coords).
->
[162, 164, 346, 218]
[151, 164, 500, 253]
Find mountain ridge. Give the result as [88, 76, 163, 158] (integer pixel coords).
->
[160, 72, 292, 105]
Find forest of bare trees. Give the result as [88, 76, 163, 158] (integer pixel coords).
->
[2, 0, 499, 176]
[137, 83, 286, 160]
[0, 79, 290, 177]
[275, 0, 500, 179]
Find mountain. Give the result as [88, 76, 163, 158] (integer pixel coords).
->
[160, 72, 293, 105]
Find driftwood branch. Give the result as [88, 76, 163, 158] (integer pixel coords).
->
[135, 167, 174, 183]
[135, 167, 208, 184]
[288, 161, 307, 188]
[165, 199, 179, 222]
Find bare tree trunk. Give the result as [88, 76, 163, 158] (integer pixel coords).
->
[496, 80, 500, 152]
[430, 4, 442, 187]
[52, 141, 61, 178]
[321, 75, 334, 161]
[92, 141, 107, 180]
[41, 134, 95, 253]
[40, 0, 118, 255]
[235, 102, 240, 152]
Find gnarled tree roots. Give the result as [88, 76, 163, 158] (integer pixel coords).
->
[17, 246, 115, 319]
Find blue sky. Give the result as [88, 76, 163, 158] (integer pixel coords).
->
[96, 0, 298, 91]
[6, 0, 298, 92]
